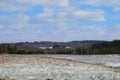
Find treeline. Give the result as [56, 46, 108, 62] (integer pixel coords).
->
[43, 40, 120, 55]
[0, 44, 45, 54]
[0, 44, 12, 53]
[75, 47, 120, 54]
[0, 40, 120, 54]
[75, 40, 120, 55]
[89, 40, 120, 54]
[92, 40, 120, 48]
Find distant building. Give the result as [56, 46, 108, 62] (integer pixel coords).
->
[39, 47, 53, 49]
[65, 47, 71, 49]
[39, 47, 47, 49]
[39, 45, 71, 50]
[48, 47, 53, 49]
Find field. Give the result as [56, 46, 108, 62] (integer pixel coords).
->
[0, 54, 120, 80]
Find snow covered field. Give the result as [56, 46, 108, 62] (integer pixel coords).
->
[0, 54, 120, 80]
[42, 54, 120, 68]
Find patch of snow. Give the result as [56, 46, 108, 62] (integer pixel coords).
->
[105, 63, 120, 68]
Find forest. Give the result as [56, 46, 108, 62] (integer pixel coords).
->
[0, 40, 120, 55]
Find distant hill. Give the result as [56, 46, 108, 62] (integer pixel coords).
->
[14, 40, 105, 50]
[0, 40, 120, 54]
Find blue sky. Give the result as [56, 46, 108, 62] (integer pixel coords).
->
[0, 0, 120, 42]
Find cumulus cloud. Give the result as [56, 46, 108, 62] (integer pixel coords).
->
[17, 0, 69, 7]
[74, 10, 106, 21]
[0, 14, 29, 31]
[0, 0, 30, 12]
[113, 7, 120, 12]
[1, 0, 120, 12]
[36, 7, 106, 24]
[0, 22, 119, 42]
[106, 24, 120, 40]
[73, 0, 120, 7]
[0, 25, 3, 29]
[116, 24, 120, 29]
[0, 0, 69, 12]
[0, 0, 120, 42]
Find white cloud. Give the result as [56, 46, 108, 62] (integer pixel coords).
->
[0, 14, 29, 23]
[79, 26, 107, 36]
[0, 14, 29, 30]
[106, 24, 120, 40]
[72, 0, 102, 6]
[112, 32, 120, 37]
[71, 1, 120, 18]
[97, 29, 106, 36]
[73, 0, 120, 7]
[10, 24, 26, 30]
[0, 0, 120, 42]
[0, 0, 30, 12]
[116, 24, 120, 29]
[14, 14, 29, 24]
[0, 22, 120, 42]
[57, 0, 69, 7]
[37, 7, 54, 18]
[36, 6, 106, 24]
[111, 14, 120, 21]
[0, 0, 69, 12]
[0, 25, 3, 29]
[17, 0, 69, 7]
[104, 0, 120, 7]
[74, 10, 106, 21]
[1, 0, 120, 12]
[113, 7, 120, 12]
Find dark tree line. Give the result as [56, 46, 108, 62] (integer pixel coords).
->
[92, 40, 120, 48]
[0, 40, 120, 54]
[0, 44, 45, 54]
[0, 44, 10, 53]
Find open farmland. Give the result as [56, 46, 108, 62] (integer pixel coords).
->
[0, 54, 120, 80]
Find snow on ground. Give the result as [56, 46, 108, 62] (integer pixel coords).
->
[0, 54, 120, 80]
[104, 62, 120, 68]
[42, 54, 120, 68]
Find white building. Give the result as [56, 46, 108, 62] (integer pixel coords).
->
[39, 47, 47, 49]
[65, 47, 71, 49]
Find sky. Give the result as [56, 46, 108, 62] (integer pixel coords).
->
[0, 0, 120, 43]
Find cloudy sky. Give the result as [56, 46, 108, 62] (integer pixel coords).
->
[0, 0, 120, 42]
